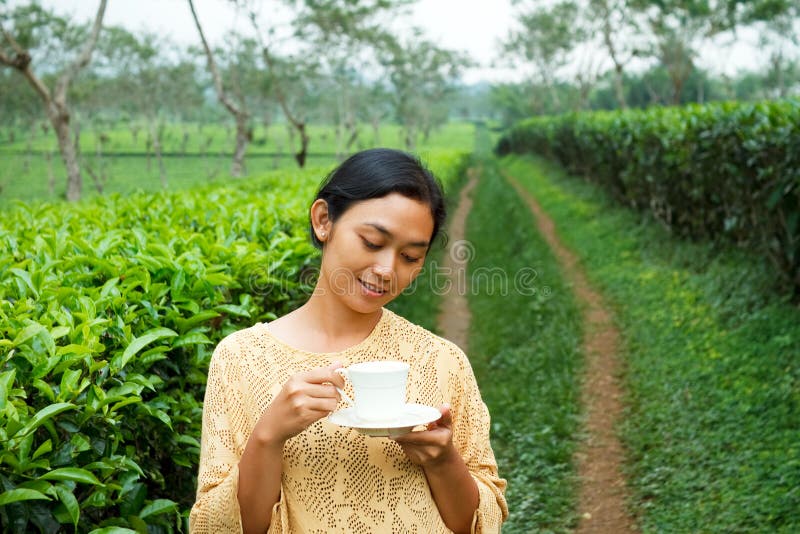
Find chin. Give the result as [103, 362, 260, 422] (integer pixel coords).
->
[345, 292, 394, 315]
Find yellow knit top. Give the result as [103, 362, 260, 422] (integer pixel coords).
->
[189, 308, 508, 533]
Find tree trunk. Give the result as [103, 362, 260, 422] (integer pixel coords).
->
[150, 120, 167, 187]
[599, 0, 627, 109]
[232, 114, 249, 177]
[24, 122, 34, 173]
[671, 77, 684, 105]
[181, 128, 190, 155]
[262, 114, 271, 143]
[50, 110, 82, 202]
[145, 132, 153, 172]
[93, 130, 105, 193]
[46, 150, 55, 197]
[345, 121, 359, 154]
[189, 0, 251, 177]
[613, 64, 626, 109]
[404, 127, 416, 151]
[335, 122, 344, 161]
[371, 118, 381, 145]
[295, 122, 309, 168]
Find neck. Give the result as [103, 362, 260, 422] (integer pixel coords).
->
[300, 291, 383, 342]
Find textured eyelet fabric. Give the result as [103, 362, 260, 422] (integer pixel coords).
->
[190, 308, 508, 533]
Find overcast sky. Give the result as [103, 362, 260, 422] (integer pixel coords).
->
[32, 0, 765, 84]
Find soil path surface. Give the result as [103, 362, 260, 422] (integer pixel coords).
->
[436, 168, 479, 351]
[505, 171, 637, 534]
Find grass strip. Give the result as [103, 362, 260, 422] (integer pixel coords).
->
[501, 154, 800, 532]
[466, 153, 584, 532]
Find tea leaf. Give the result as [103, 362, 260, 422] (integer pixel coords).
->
[54, 484, 80, 527]
[40, 467, 103, 486]
[0, 488, 51, 506]
[12, 402, 76, 439]
[138, 498, 178, 519]
[111, 327, 178, 373]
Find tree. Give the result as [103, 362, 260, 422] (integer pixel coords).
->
[0, 0, 107, 201]
[188, 0, 251, 177]
[754, 3, 800, 98]
[380, 30, 467, 150]
[626, 0, 798, 104]
[245, 0, 408, 166]
[588, 0, 641, 108]
[503, 1, 583, 110]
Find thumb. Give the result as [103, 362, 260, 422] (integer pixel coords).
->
[329, 361, 347, 388]
[438, 403, 452, 428]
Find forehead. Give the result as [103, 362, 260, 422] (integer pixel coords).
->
[338, 193, 434, 240]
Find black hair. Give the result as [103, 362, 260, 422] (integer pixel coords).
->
[309, 148, 447, 250]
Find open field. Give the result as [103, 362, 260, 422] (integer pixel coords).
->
[0, 122, 475, 205]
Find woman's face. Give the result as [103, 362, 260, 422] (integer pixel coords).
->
[315, 193, 435, 314]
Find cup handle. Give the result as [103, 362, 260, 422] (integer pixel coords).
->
[333, 368, 354, 405]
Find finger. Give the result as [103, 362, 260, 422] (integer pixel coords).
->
[419, 405, 447, 431]
[302, 396, 342, 414]
[299, 362, 345, 386]
[302, 383, 341, 400]
[392, 428, 441, 445]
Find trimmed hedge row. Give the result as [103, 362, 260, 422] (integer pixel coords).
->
[496, 100, 800, 294]
[0, 150, 469, 533]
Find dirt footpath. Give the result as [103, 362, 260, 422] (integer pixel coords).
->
[436, 167, 479, 351]
[505, 171, 637, 534]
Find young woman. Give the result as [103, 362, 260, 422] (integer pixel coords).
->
[189, 148, 507, 533]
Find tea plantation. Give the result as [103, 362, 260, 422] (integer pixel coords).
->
[0, 150, 469, 532]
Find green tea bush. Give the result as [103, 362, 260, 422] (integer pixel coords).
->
[0, 168, 322, 533]
[497, 100, 800, 295]
[0, 148, 469, 533]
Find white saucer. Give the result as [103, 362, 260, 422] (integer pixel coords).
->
[328, 403, 442, 437]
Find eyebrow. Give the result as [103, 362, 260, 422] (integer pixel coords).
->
[363, 223, 430, 248]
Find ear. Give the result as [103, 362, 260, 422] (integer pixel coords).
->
[310, 199, 332, 242]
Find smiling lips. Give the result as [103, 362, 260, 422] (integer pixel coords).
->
[359, 278, 387, 296]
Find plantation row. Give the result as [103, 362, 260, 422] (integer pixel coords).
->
[496, 99, 800, 295]
[0, 149, 469, 532]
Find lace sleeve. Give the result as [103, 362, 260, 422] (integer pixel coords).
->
[189, 341, 245, 533]
[447, 345, 509, 533]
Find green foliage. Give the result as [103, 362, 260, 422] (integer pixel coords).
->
[0, 148, 468, 532]
[0, 167, 323, 532]
[497, 100, 800, 295]
[503, 154, 800, 533]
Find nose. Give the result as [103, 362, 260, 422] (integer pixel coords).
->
[372, 252, 395, 280]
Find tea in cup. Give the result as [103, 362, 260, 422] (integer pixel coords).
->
[336, 361, 409, 422]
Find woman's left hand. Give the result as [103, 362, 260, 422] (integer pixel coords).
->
[393, 404, 457, 467]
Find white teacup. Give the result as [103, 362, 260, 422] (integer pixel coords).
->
[336, 361, 409, 422]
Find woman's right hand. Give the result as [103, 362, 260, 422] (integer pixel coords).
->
[253, 361, 345, 446]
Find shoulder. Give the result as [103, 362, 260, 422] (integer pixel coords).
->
[383, 309, 469, 368]
[209, 322, 269, 372]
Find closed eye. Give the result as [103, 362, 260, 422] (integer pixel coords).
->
[362, 238, 381, 250]
[363, 238, 421, 263]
